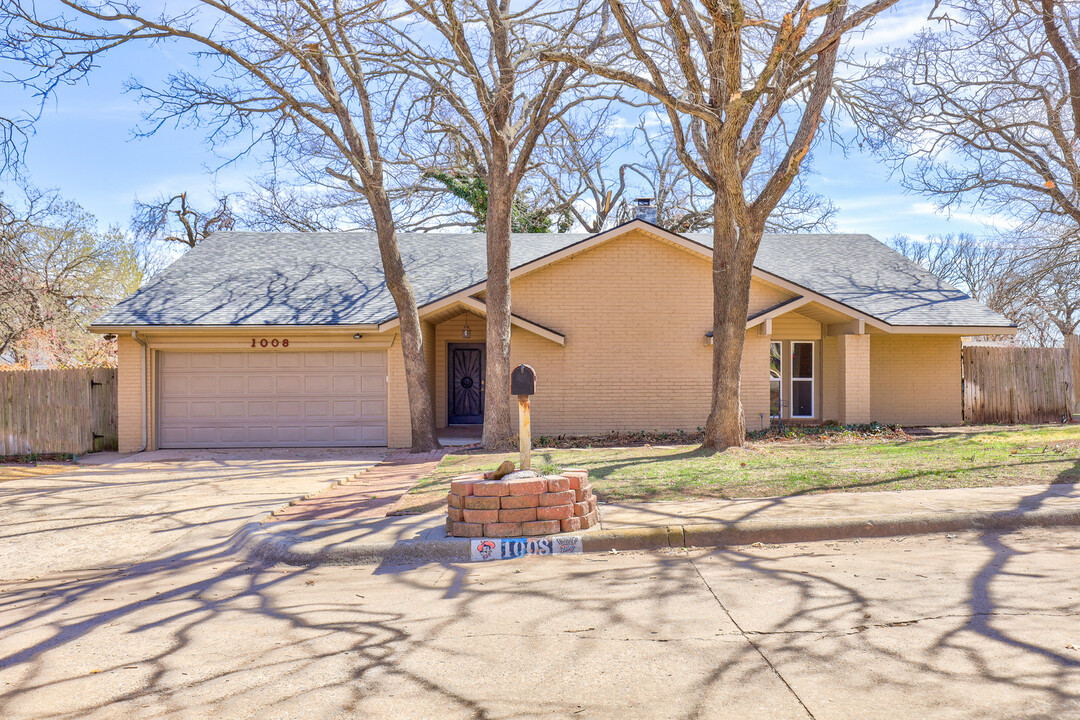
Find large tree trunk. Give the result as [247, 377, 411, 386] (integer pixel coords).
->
[371, 196, 440, 452]
[702, 202, 759, 451]
[482, 163, 515, 449]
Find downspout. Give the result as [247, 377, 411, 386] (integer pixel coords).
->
[130, 331, 149, 452]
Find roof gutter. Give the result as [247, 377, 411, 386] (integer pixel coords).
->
[130, 331, 149, 453]
[90, 323, 382, 334]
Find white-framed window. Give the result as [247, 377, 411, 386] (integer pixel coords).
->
[790, 341, 815, 418]
[769, 341, 782, 418]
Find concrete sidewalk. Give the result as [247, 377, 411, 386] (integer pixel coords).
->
[268, 449, 445, 522]
[240, 478, 1080, 565]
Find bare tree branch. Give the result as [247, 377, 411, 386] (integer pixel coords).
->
[846, 0, 1080, 248]
[549, 0, 895, 449]
[0, 0, 443, 449]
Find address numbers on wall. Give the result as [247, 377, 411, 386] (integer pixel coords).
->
[250, 338, 290, 348]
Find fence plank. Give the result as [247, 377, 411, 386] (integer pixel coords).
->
[963, 345, 1070, 424]
[1066, 335, 1080, 422]
[0, 368, 118, 456]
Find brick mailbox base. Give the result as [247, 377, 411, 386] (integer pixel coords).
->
[446, 468, 599, 538]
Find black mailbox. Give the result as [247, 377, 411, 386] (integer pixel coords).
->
[511, 364, 536, 396]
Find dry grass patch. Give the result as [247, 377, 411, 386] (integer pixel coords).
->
[0, 463, 76, 483]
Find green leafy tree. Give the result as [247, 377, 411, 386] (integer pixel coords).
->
[424, 170, 572, 233]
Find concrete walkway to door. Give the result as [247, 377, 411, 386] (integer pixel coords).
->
[0, 449, 383, 580]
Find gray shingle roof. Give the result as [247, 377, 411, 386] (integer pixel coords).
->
[94, 225, 1014, 329]
[688, 232, 1014, 327]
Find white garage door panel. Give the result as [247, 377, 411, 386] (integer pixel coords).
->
[158, 350, 387, 448]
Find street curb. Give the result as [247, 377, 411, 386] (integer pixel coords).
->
[236, 506, 1080, 566]
[239, 522, 473, 566]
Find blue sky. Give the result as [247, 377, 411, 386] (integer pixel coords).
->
[0, 1, 997, 243]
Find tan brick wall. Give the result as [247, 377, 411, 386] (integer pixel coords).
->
[741, 330, 772, 433]
[379, 323, 438, 448]
[837, 333, 871, 424]
[821, 336, 838, 422]
[387, 334, 411, 448]
[487, 230, 778, 436]
[771, 314, 822, 340]
[749, 278, 798, 315]
[423, 319, 436, 407]
[117, 334, 146, 453]
[870, 334, 962, 426]
[500, 232, 710, 435]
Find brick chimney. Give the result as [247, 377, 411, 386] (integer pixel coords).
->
[633, 197, 657, 224]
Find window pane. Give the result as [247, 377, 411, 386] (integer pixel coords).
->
[792, 380, 813, 417]
[792, 343, 813, 379]
[770, 342, 782, 379]
[770, 379, 781, 417]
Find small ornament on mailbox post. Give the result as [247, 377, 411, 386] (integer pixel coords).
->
[511, 364, 536, 470]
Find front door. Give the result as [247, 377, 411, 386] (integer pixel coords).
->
[448, 344, 485, 425]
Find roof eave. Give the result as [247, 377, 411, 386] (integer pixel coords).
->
[89, 323, 383, 334]
[881, 324, 1018, 335]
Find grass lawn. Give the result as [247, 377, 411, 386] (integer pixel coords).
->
[400, 425, 1080, 510]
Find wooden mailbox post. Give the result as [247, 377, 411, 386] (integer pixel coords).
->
[511, 364, 536, 470]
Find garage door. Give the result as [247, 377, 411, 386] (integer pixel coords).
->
[158, 350, 387, 448]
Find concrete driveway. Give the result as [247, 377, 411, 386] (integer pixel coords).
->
[0, 449, 384, 580]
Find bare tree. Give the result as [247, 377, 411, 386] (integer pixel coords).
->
[849, 0, 1080, 251]
[0, 184, 142, 366]
[607, 121, 838, 234]
[240, 176, 367, 233]
[548, 0, 897, 449]
[888, 231, 1080, 346]
[888, 233, 1018, 307]
[369, 0, 612, 448]
[0, 114, 26, 175]
[2, 1, 442, 451]
[617, 121, 716, 232]
[536, 107, 634, 233]
[1025, 256, 1080, 341]
[130, 192, 236, 248]
[1009, 236, 1080, 345]
[848, 0, 1080, 346]
[543, 113, 836, 235]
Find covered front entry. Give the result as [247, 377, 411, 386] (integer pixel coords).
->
[447, 343, 485, 425]
[157, 350, 388, 448]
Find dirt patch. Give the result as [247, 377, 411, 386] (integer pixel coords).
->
[385, 490, 447, 516]
[0, 463, 75, 482]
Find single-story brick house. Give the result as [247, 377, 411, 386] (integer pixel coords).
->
[91, 219, 1015, 451]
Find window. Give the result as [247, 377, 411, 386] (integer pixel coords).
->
[790, 341, 815, 418]
[769, 341, 782, 418]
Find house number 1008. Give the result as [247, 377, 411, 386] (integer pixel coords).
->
[251, 338, 289, 348]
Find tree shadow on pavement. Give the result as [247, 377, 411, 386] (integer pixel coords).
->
[1, 464, 1078, 718]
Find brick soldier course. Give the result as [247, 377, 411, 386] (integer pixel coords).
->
[446, 467, 600, 538]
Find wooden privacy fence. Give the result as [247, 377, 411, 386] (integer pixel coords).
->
[963, 339, 1079, 424]
[0, 368, 118, 456]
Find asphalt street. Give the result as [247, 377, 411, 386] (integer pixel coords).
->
[2, 525, 1078, 719]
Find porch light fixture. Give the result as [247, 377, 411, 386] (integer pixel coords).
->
[461, 315, 472, 339]
[353, 333, 363, 340]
